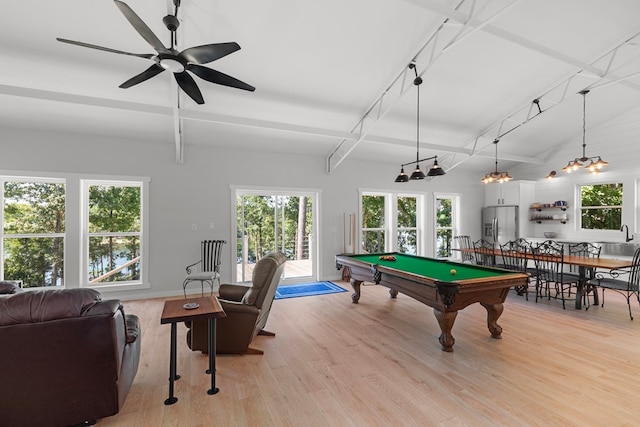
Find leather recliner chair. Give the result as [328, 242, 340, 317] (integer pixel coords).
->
[0, 285, 141, 427]
[187, 251, 286, 354]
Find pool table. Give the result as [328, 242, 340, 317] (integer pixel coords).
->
[335, 252, 528, 352]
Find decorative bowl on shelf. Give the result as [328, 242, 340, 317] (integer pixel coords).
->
[544, 232, 557, 238]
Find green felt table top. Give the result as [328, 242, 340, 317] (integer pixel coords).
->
[342, 252, 514, 282]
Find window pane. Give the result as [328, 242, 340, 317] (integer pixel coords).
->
[3, 237, 64, 287]
[397, 197, 416, 228]
[436, 229, 453, 257]
[436, 198, 452, 227]
[89, 185, 141, 233]
[363, 230, 385, 253]
[581, 208, 622, 230]
[88, 236, 140, 283]
[362, 195, 385, 229]
[3, 181, 65, 234]
[581, 183, 622, 207]
[397, 230, 417, 254]
[580, 183, 623, 230]
[435, 197, 454, 258]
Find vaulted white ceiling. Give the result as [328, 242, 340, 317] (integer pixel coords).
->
[2, 0, 640, 175]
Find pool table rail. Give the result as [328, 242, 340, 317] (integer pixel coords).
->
[335, 252, 528, 352]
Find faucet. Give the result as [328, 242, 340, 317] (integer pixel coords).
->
[621, 224, 634, 242]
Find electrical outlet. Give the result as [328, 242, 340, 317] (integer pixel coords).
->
[191, 224, 197, 231]
[210, 222, 215, 229]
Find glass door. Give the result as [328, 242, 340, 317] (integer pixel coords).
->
[235, 191, 316, 284]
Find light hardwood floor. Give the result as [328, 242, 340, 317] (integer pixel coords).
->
[99, 283, 640, 426]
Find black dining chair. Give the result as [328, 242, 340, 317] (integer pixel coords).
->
[566, 242, 601, 309]
[499, 239, 529, 298]
[454, 235, 474, 263]
[595, 247, 640, 320]
[473, 239, 495, 266]
[531, 240, 579, 309]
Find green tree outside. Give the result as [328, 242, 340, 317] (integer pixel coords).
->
[436, 198, 452, 257]
[3, 181, 65, 287]
[580, 183, 622, 230]
[237, 195, 312, 264]
[362, 195, 385, 253]
[88, 185, 141, 282]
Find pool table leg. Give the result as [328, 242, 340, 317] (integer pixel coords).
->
[433, 309, 457, 352]
[480, 302, 504, 339]
[350, 278, 362, 303]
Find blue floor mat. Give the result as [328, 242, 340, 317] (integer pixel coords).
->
[275, 281, 347, 299]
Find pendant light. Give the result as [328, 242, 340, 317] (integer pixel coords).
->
[394, 64, 445, 183]
[561, 90, 608, 174]
[481, 139, 513, 184]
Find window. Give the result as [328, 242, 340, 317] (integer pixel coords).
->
[579, 183, 622, 230]
[234, 189, 318, 284]
[83, 181, 143, 286]
[435, 196, 454, 258]
[360, 191, 422, 254]
[361, 194, 386, 253]
[434, 194, 459, 259]
[1, 171, 149, 291]
[397, 196, 417, 254]
[1, 179, 65, 288]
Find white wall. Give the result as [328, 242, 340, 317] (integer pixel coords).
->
[0, 127, 484, 300]
[512, 115, 640, 243]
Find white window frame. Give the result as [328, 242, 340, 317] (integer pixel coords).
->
[577, 182, 623, 232]
[0, 175, 66, 286]
[433, 193, 461, 259]
[0, 170, 150, 292]
[358, 190, 424, 255]
[230, 185, 321, 284]
[80, 178, 149, 291]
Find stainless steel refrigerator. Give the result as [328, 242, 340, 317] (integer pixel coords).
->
[481, 205, 519, 246]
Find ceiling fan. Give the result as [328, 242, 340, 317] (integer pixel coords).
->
[57, 0, 255, 105]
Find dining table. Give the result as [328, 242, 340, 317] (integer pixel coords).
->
[458, 247, 635, 309]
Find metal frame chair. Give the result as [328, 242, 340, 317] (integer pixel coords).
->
[473, 238, 495, 266]
[531, 240, 579, 309]
[595, 247, 640, 320]
[183, 240, 226, 297]
[566, 242, 602, 308]
[499, 239, 529, 298]
[453, 235, 474, 263]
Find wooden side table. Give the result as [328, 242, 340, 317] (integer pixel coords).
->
[160, 296, 226, 405]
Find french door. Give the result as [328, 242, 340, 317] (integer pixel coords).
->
[233, 188, 318, 284]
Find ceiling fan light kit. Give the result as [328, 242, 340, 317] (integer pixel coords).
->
[56, 0, 255, 105]
[394, 63, 446, 183]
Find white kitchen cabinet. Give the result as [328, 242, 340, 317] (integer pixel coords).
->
[484, 180, 535, 206]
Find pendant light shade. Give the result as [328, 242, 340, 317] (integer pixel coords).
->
[394, 63, 445, 183]
[561, 90, 608, 174]
[394, 167, 409, 182]
[481, 139, 513, 184]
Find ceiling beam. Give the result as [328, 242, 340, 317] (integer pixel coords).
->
[0, 82, 550, 166]
[325, 0, 533, 174]
[442, 30, 640, 172]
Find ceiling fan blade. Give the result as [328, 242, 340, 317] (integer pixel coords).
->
[179, 42, 241, 64]
[56, 38, 155, 60]
[174, 72, 205, 104]
[187, 64, 255, 92]
[119, 64, 165, 88]
[114, 0, 170, 54]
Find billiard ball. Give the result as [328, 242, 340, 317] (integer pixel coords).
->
[450, 269, 457, 275]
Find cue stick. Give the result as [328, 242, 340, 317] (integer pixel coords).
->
[351, 213, 356, 254]
[343, 213, 346, 253]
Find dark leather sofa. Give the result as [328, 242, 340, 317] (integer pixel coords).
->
[0, 282, 141, 427]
